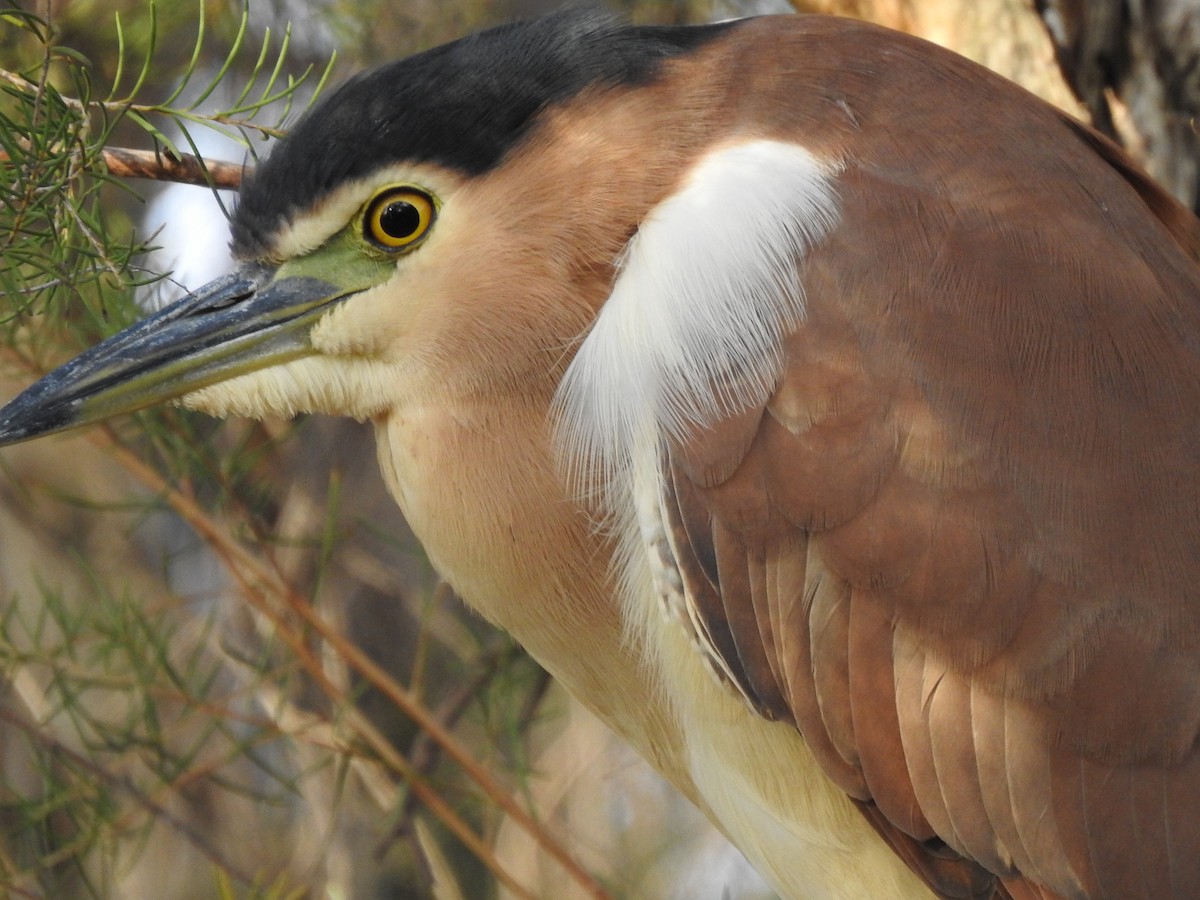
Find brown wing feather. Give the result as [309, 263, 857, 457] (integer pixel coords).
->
[657, 21, 1200, 898]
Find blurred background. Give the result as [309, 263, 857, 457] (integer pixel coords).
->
[0, 1, 1197, 897]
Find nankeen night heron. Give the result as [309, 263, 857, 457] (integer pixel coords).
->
[2, 10, 1200, 899]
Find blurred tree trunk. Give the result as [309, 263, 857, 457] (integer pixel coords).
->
[1032, 0, 1200, 212]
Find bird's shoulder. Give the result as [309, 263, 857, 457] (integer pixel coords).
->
[651, 110, 1200, 898]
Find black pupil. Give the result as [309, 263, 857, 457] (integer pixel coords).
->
[379, 200, 420, 239]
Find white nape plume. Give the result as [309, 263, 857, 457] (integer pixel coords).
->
[554, 139, 841, 499]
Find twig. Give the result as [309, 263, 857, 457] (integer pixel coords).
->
[100, 147, 247, 189]
[0, 146, 247, 189]
[383, 639, 526, 854]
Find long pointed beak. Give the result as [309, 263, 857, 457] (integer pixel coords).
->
[0, 266, 353, 446]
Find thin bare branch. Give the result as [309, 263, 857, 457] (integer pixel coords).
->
[0, 146, 246, 190]
[100, 147, 247, 189]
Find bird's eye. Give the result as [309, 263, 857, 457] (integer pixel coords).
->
[364, 187, 436, 251]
